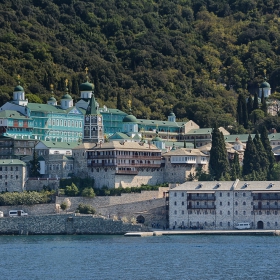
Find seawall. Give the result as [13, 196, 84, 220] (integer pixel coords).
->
[0, 214, 144, 235]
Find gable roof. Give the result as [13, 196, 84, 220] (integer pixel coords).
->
[0, 110, 32, 120]
[36, 141, 81, 149]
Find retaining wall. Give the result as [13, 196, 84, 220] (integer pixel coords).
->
[0, 214, 143, 235]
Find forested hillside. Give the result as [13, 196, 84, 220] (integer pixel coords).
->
[1, 0, 280, 132]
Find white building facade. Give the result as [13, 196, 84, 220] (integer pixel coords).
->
[169, 180, 280, 230]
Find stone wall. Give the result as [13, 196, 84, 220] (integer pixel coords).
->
[0, 204, 56, 217]
[0, 214, 143, 235]
[26, 178, 60, 191]
[56, 187, 169, 212]
[164, 163, 195, 183]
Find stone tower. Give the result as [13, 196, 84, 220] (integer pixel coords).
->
[83, 94, 104, 143]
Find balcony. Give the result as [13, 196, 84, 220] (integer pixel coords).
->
[115, 170, 138, 175]
[253, 194, 280, 200]
[253, 205, 280, 210]
[88, 162, 116, 167]
[187, 195, 216, 201]
[187, 205, 216, 210]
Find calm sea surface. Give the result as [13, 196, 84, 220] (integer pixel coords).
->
[0, 234, 279, 280]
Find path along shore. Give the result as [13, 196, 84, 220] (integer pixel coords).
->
[124, 229, 280, 237]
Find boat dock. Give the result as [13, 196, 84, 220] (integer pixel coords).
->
[124, 229, 280, 237]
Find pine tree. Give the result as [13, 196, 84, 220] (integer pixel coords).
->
[247, 95, 253, 116]
[29, 150, 40, 178]
[242, 134, 257, 177]
[237, 94, 243, 125]
[253, 92, 259, 110]
[209, 128, 229, 180]
[71, 76, 79, 96]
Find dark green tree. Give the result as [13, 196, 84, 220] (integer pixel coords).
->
[117, 92, 123, 110]
[260, 126, 275, 177]
[230, 152, 241, 180]
[261, 89, 267, 115]
[253, 92, 259, 110]
[236, 93, 248, 128]
[242, 134, 257, 177]
[29, 150, 40, 177]
[247, 95, 253, 116]
[253, 132, 269, 174]
[209, 128, 229, 180]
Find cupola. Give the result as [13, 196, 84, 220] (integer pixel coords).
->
[13, 75, 28, 106]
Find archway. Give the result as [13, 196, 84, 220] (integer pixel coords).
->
[136, 215, 145, 224]
[257, 221, 264, 229]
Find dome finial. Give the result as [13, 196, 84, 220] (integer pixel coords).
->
[17, 74, 21, 85]
[128, 100, 132, 113]
[85, 67, 89, 82]
[65, 79, 68, 92]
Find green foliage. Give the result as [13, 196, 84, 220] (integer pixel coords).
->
[29, 150, 40, 178]
[60, 202, 68, 211]
[0, 0, 280, 129]
[0, 191, 54, 206]
[81, 187, 95, 198]
[76, 203, 96, 214]
[65, 183, 79, 196]
[209, 128, 229, 180]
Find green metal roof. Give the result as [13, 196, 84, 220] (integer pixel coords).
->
[79, 81, 94, 91]
[86, 95, 99, 115]
[14, 85, 24, 92]
[109, 132, 131, 140]
[268, 133, 280, 141]
[0, 110, 32, 120]
[260, 81, 270, 88]
[38, 141, 81, 149]
[62, 93, 72, 100]
[132, 134, 142, 140]
[165, 141, 194, 148]
[187, 128, 213, 134]
[123, 114, 137, 123]
[100, 108, 127, 115]
[0, 159, 26, 166]
[137, 119, 187, 127]
[224, 134, 255, 142]
[27, 103, 64, 113]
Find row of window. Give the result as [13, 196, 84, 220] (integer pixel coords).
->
[174, 192, 248, 197]
[174, 210, 279, 215]
[0, 175, 19, 179]
[49, 164, 73, 171]
[173, 201, 250, 206]
[48, 120, 83, 128]
[0, 167, 19, 171]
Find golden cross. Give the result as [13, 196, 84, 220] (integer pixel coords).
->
[17, 74, 20, 80]
[65, 79, 68, 87]
[50, 84, 54, 90]
[85, 67, 88, 74]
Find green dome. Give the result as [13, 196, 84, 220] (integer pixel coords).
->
[260, 81, 270, 88]
[79, 81, 94, 91]
[61, 94, 72, 100]
[14, 85, 24, 92]
[123, 115, 137, 123]
[48, 96, 57, 101]
[169, 112, 175, 117]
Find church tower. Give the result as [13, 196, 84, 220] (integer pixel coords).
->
[83, 93, 104, 143]
[13, 75, 28, 106]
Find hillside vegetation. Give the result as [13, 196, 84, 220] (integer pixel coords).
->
[1, 0, 280, 132]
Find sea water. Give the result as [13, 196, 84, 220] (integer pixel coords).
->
[0, 235, 279, 280]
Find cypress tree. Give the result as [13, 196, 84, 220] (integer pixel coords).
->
[230, 152, 241, 180]
[261, 89, 267, 115]
[253, 132, 269, 173]
[117, 92, 122, 110]
[237, 94, 243, 125]
[247, 95, 253, 116]
[260, 126, 275, 177]
[30, 150, 40, 178]
[71, 76, 79, 96]
[253, 92, 259, 110]
[209, 128, 229, 180]
[242, 134, 257, 177]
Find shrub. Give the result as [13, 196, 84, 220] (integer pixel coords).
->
[76, 203, 96, 214]
[60, 202, 68, 211]
[65, 183, 79, 196]
[81, 187, 95, 198]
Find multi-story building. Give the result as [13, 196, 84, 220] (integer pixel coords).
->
[73, 141, 163, 188]
[0, 159, 27, 192]
[169, 180, 280, 230]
